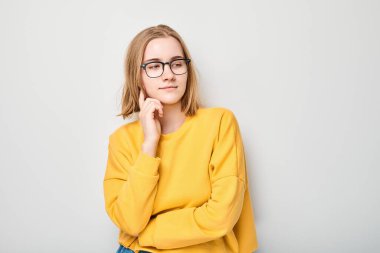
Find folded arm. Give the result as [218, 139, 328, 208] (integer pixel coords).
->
[138, 110, 247, 249]
[103, 133, 161, 236]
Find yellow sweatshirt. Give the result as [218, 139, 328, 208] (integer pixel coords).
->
[103, 107, 259, 253]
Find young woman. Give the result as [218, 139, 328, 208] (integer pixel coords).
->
[103, 24, 259, 253]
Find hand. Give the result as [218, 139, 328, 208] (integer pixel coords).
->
[138, 89, 164, 144]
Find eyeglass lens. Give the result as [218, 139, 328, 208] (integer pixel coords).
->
[145, 59, 188, 78]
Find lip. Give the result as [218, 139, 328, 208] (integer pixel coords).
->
[159, 86, 178, 89]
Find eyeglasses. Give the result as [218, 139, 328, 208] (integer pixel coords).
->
[140, 58, 191, 78]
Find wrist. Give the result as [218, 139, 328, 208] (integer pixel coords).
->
[142, 141, 158, 157]
[143, 139, 159, 146]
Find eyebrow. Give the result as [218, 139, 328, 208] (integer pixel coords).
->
[144, 55, 184, 63]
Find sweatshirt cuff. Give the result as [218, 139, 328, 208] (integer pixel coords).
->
[138, 217, 157, 246]
[130, 152, 161, 176]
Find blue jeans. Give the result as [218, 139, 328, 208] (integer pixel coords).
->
[116, 244, 152, 253]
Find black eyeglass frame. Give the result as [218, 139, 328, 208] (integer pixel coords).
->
[140, 58, 191, 78]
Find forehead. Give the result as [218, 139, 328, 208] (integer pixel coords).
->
[143, 36, 184, 61]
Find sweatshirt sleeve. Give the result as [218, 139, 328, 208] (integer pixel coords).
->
[103, 132, 161, 236]
[138, 109, 247, 249]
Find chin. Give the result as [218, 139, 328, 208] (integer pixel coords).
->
[160, 99, 181, 105]
[158, 96, 182, 105]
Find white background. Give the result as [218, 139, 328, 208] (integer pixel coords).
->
[0, 0, 379, 252]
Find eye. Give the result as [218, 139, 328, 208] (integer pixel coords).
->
[148, 63, 161, 69]
[172, 61, 184, 67]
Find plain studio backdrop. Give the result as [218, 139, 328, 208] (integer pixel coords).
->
[0, 0, 379, 252]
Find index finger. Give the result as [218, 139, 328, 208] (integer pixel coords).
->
[139, 89, 145, 109]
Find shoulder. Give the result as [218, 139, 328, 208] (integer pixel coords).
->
[196, 106, 237, 121]
[195, 107, 239, 136]
[108, 119, 140, 149]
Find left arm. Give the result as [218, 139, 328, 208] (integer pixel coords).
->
[138, 110, 247, 249]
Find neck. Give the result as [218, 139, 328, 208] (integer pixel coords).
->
[159, 102, 186, 134]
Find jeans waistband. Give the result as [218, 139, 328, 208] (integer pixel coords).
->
[116, 244, 152, 253]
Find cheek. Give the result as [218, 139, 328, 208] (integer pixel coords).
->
[141, 75, 154, 90]
[179, 74, 188, 85]
[142, 80, 160, 97]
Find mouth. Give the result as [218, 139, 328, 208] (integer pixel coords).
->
[159, 86, 178, 89]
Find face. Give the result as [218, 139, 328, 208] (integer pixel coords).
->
[140, 36, 188, 105]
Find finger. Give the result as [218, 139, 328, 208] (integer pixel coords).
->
[144, 98, 163, 116]
[141, 100, 155, 114]
[147, 101, 163, 118]
[139, 89, 145, 109]
[146, 102, 160, 119]
[148, 101, 163, 117]
[141, 99, 157, 113]
[145, 97, 163, 106]
[150, 100, 163, 117]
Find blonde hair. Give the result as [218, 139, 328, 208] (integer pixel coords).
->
[116, 24, 202, 120]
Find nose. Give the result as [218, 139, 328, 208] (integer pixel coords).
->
[162, 62, 175, 79]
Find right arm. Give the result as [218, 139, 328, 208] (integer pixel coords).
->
[103, 89, 164, 235]
[103, 135, 161, 236]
